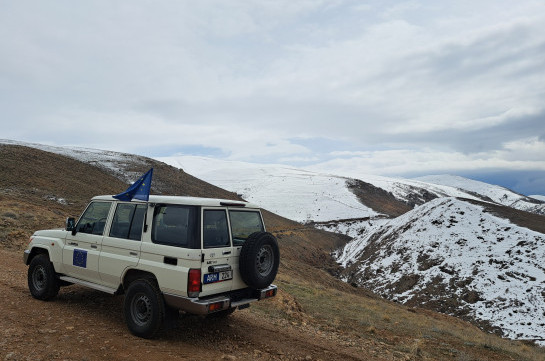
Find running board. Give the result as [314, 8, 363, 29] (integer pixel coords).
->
[59, 276, 117, 295]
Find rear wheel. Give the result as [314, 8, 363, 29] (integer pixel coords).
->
[124, 279, 165, 338]
[28, 253, 59, 300]
[239, 232, 280, 289]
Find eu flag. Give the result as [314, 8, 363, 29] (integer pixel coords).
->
[113, 168, 153, 202]
[73, 249, 87, 268]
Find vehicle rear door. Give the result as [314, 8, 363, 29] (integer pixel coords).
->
[200, 207, 234, 296]
[228, 208, 265, 290]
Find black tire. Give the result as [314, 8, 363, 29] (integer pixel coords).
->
[123, 279, 165, 338]
[239, 232, 280, 289]
[28, 253, 59, 300]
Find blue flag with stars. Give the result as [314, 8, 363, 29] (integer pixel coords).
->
[113, 168, 153, 202]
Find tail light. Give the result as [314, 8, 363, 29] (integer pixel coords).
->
[208, 302, 224, 312]
[188, 269, 201, 297]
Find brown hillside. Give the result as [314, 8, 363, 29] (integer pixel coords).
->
[1, 143, 544, 361]
[0, 144, 126, 209]
[462, 197, 545, 234]
[346, 179, 414, 217]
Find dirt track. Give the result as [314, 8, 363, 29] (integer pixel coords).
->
[0, 249, 388, 361]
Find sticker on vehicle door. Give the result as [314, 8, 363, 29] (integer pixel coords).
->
[203, 270, 233, 284]
[73, 249, 87, 268]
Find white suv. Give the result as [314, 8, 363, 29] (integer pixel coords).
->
[23, 195, 279, 338]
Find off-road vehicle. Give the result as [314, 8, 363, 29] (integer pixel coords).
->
[23, 195, 279, 338]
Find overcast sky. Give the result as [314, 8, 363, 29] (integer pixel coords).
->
[1, 1, 544, 195]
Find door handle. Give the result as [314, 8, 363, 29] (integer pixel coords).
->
[129, 252, 138, 256]
[222, 251, 231, 255]
[69, 242, 78, 246]
[91, 245, 98, 249]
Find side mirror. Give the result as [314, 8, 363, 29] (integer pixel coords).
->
[66, 217, 76, 232]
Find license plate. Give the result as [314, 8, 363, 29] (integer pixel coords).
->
[203, 270, 233, 284]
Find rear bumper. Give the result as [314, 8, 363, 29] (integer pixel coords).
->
[163, 284, 277, 315]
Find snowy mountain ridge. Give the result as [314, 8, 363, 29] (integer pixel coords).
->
[415, 174, 545, 215]
[158, 155, 545, 219]
[326, 197, 545, 342]
[3, 140, 543, 220]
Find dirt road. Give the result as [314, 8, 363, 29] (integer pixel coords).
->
[1, 249, 389, 361]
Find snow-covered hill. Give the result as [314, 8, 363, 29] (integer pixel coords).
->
[158, 155, 545, 219]
[157, 156, 377, 222]
[329, 197, 545, 342]
[0, 139, 148, 184]
[416, 175, 545, 215]
[351, 173, 480, 206]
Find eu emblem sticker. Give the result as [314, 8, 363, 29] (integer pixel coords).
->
[73, 249, 88, 268]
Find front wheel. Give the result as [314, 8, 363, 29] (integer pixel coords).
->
[28, 254, 59, 300]
[124, 279, 165, 338]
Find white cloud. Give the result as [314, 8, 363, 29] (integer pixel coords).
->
[310, 137, 545, 179]
[1, 0, 544, 191]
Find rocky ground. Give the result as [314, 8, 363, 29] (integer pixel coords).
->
[1, 248, 399, 361]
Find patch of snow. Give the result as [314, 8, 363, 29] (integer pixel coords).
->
[44, 195, 68, 205]
[317, 217, 390, 267]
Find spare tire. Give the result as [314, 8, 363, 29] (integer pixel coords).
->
[239, 232, 280, 289]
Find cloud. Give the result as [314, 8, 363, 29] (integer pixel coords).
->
[309, 136, 545, 178]
[1, 0, 544, 194]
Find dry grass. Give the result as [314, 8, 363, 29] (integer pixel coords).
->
[252, 269, 545, 361]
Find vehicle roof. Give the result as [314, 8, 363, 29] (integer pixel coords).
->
[91, 195, 260, 208]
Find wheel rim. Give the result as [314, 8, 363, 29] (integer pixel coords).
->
[32, 265, 47, 291]
[131, 293, 152, 326]
[255, 244, 274, 277]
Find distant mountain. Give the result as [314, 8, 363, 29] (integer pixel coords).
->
[415, 174, 545, 215]
[327, 197, 545, 341]
[530, 195, 545, 202]
[158, 155, 545, 219]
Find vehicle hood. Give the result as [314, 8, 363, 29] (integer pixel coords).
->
[33, 228, 68, 239]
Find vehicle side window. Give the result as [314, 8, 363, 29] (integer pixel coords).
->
[152, 205, 198, 248]
[229, 211, 264, 246]
[109, 203, 147, 241]
[203, 210, 230, 248]
[128, 205, 147, 241]
[76, 201, 112, 235]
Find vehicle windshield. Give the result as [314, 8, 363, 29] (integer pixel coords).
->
[229, 210, 264, 246]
